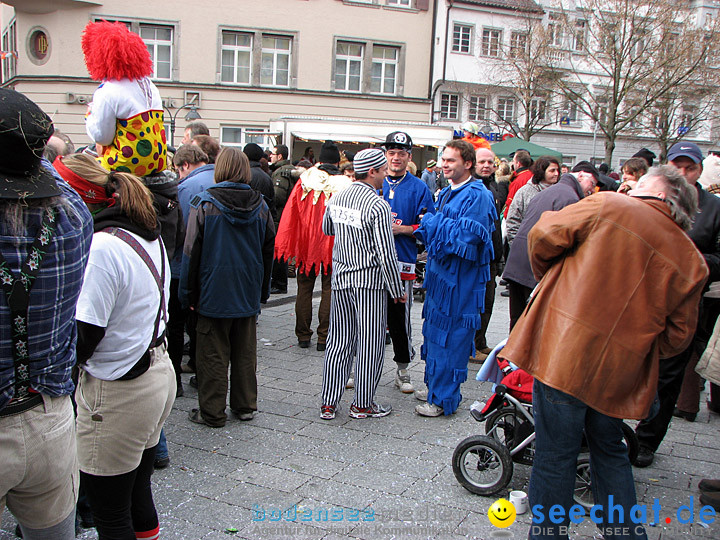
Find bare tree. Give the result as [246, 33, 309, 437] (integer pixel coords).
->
[550, 0, 719, 164]
[442, 11, 564, 141]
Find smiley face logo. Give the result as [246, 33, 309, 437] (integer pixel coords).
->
[488, 498, 516, 528]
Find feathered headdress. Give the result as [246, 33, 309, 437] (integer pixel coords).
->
[82, 20, 153, 81]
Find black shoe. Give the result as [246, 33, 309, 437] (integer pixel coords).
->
[298, 340, 310, 348]
[270, 286, 287, 294]
[709, 401, 720, 414]
[500, 289, 510, 297]
[154, 456, 170, 469]
[189, 375, 198, 389]
[633, 446, 655, 468]
[176, 382, 184, 397]
[700, 491, 720, 512]
[499, 278, 508, 286]
[385, 332, 391, 345]
[672, 407, 697, 422]
[15, 524, 22, 538]
[699, 478, 720, 492]
[317, 342, 326, 352]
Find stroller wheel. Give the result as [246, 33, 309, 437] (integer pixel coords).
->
[452, 435, 513, 496]
[574, 456, 594, 509]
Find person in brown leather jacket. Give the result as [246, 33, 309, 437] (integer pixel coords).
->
[500, 165, 708, 540]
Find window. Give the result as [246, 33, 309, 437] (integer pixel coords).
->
[509, 32, 527, 58]
[573, 20, 586, 51]
[468, 96, 487, 121]
[679, 107, 695, 134]
[529, 98, 547, 121]
[452, 24, 472, 54]
[221, 126, 275, 148]
[261, 35, 291, 86]
[560, 101, 578, 123]
[140, 24, 173, 80]
[481, 28, 501, 57]
[335, 41, 363, 92]
[387, 0, 411, 5]
[440, 93, 459, 120]
[221, 31, 252, 84]
[1, 20, 17, 83]
[371, 45, 398, 94]
[497, 98, 515, 122]
[548, 14, 564, 48]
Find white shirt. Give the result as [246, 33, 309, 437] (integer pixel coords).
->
[76, 230, 170, 380]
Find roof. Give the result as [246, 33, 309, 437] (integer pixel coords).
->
[490, 137, 563, 159]
[454, 0, 545, 14]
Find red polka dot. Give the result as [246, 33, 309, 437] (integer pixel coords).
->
[131, 119, 142, 130]
[665, 518, 671, 524]
[161, 131, 167, 144]
[126, 133, 137, 142]
[135, 165, 147, 176]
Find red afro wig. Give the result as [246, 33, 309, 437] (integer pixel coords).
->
[82, 20, 153, 81]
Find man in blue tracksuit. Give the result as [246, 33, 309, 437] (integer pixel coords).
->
[380, 131, 435, 395]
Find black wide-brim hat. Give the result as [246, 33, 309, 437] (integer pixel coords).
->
[0, 88, 62, 200]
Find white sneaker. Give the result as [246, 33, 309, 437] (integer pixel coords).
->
[394, 369, 414, 393]
[414, 388, 428, 401]
[415, 401, 444, 417]
[345, 377, 355, 389]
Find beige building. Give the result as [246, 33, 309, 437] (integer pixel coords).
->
[1, 0, 450, 161]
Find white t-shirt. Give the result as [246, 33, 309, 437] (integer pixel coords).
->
[76, 230, 171, 380]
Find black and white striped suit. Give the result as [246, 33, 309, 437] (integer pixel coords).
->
[320, 181, 404, 408]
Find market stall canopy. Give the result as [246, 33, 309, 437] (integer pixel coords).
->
[269, 117, 454, 149]
[491, 138, 562, 160]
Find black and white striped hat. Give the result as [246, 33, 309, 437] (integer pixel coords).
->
[353, 148, 387, 174]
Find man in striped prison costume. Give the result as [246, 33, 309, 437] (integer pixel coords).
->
[320, 148, 406, 420]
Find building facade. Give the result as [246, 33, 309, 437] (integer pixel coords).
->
[0, 0, 450, 161]
[430, 0, 720, 169]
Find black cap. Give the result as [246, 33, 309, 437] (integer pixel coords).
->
[319, 140, 341, 164]
[0, 88, 61, 200]
[571, 160, 600, 181]
[383, 131, 413, 152]
[631, 148, 656, 166]
[243, 143, 264, 162]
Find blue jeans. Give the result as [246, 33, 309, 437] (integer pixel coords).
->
[529, 381, 647, 540]
[155, 429, 168, 460]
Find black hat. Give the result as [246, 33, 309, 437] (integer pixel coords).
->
[0, 88, 61, 200]
[319, 140, 341, 164]
[571, 161, 600, 181]
[243, 143, 264, 162]
[632, 148, 656, 166]
[383, 131, 413, 152]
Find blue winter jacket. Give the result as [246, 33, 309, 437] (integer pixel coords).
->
[179, 181, 275, 318]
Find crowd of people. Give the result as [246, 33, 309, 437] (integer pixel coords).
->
[2, 18, 720, 540]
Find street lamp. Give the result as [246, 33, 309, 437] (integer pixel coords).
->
[163, 101, 202, 147]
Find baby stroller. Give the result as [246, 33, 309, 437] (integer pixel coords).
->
[452, 341, 639, 508]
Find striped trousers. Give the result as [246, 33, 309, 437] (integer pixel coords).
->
[321, 287, 387, 409]
[387, 280, 415, 366]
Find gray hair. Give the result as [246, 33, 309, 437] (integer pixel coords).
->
[645, 165, 698, 231]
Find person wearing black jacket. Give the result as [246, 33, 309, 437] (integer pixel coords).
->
[244, 142, 277, 223]
[634, 142, 720, 467]
[471, 148, 504, 362]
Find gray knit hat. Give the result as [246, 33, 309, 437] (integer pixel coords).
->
[354, 148, 387, 174]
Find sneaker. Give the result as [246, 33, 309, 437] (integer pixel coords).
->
[188, 408, 224, 428]
[415, 401, 444, 417]
[633, 445, 655, 468]
[349, 402, 392, 419]
[395, 369, 414, 393]
[414, 388, 428, 401]
[232, 410, 255, 421]
[320, 404, 337, 420]
[345, 377, 355, 389]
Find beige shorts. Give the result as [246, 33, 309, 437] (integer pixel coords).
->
[0, 394, 78, 529]
[76, 345, 176, 476]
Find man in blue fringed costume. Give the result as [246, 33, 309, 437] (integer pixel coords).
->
[413, 139, 497, 416]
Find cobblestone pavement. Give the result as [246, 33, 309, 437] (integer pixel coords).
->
[3, 280, 720, 539]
